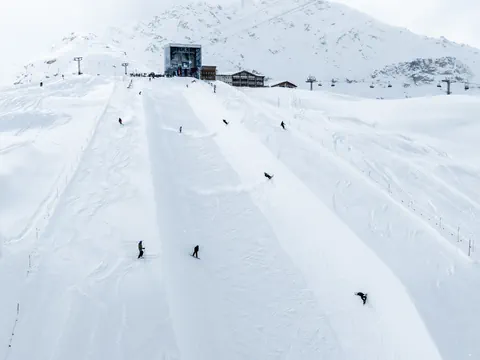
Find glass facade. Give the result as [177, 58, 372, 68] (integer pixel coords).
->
[164, 44, 202, 78]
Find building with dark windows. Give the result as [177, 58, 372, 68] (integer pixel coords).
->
[217, 70, 265, 87]
[200, 66, 217, 81]
[164, 43, 202, 78]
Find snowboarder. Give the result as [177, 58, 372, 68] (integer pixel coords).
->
[264, 172, 273, 180]
[192, 245, 199, 258]
[355, 292, 368, 305]
[118, 118, 123, 126]
[223, 119, 229, 126]
[280, 121, 286, 130]
[179, 126, 183, 133]
[138, 241, 145, 259]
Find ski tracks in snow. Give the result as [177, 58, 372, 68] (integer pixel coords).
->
[143, 83, 345, 360]
[181, 80, 442, 360]
[1, 80, 179, 360]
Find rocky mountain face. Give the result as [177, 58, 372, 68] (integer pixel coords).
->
[371, 57, 474, 85]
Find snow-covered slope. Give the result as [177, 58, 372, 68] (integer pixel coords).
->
[1, 74, 479, 360]
[13, 33, 149, 86]
[14, 0, 480, 95]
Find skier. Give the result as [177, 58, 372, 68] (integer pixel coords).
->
[355, 292, 368, 305]
[280, 121, 286, 130]
[223, 119, 229, 125]
[119, 118, 123, 126]
[138, 241, 145, 259]
[192, 245, 199, 258]
[179, 126, 183, 133]
[139, 91, 142, 95]
[214, 84, 217, 93]
[264, 172, 273, 180]
[40, 81, 43, 87]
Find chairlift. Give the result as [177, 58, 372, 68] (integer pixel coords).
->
[388, 83, 392, 88]
[318, 82, 322, 87]
[370, 84, 375, 89]
[437, 83, 442, 88]
[331, 82, 335, 87]
[465, 83, 470, 90]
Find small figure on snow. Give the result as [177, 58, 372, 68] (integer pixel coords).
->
[138, 241, 145, 259]
[139, 91, 142, 95]
[355, 292, 368, 305]
[119, 118, 123, 126]
[179, 126, 183, 133]
[214, 84, 217, 93]
[222, 119, 229, 126]
[280, 121, 286, 130]
[264, 172, 273, 180]
[40, 81, 43, 87]
[192, 245, 199, 259]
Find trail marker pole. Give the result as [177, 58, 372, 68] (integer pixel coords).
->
[122, 62, 129, 75]
[73, 57, 83, 75]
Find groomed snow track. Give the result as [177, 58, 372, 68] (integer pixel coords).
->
[2, 76, 479, 360]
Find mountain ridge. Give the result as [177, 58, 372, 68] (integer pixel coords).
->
[14, 0, 480, 93]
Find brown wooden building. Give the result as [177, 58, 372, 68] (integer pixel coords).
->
[200, 66, 217, 81]
[217, 70, 264, 87]
[271, 81, 297, 88]
[231, 70, 265, 87]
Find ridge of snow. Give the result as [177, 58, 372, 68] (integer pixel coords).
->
[13, 0, 480, 95]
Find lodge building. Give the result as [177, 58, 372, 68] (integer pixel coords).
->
[216, 70, 265, 88]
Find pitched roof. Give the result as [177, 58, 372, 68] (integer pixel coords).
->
[271, 81, 297, 87]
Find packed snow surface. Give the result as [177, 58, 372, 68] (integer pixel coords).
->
[1, 75, 479, 360]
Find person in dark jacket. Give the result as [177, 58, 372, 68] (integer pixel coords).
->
[119, 118, 123, 126]
[280, 121, 286, 130]
[192, 245, 199, 258]
[138, 241, 145, 259]
[355, 292, 368, 305]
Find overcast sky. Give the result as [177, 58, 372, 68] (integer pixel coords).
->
[0, 0, 478, 82]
